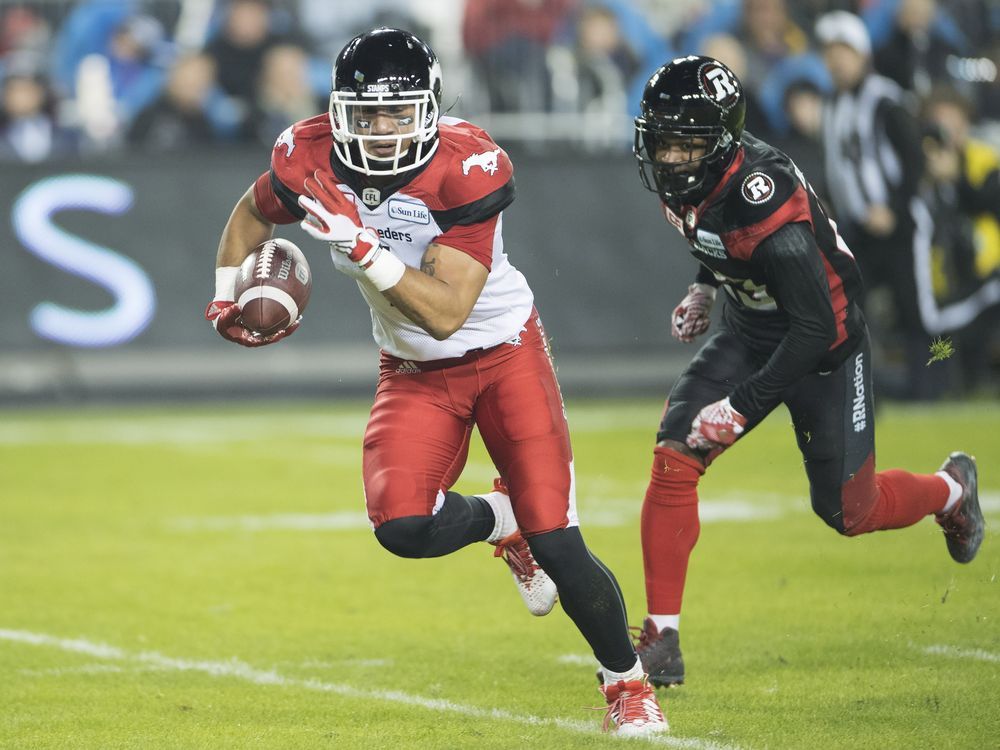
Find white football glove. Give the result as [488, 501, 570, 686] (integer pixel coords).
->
[687, 396, 747, 450]
[671, 283, 716, 342]
[297, 170, 405, 291]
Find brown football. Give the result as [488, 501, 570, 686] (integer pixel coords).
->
[235, 238, 312, 335]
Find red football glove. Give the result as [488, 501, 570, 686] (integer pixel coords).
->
[687, 396, 747, 450]
[671, 283, 716, 342]
[205, 300, 299, 347]
[298, 170, 380, 264]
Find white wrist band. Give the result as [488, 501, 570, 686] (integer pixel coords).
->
[363, 249, 406, 291]
[215, 266, 240, 300]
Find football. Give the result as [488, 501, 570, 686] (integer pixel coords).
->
[235, 238, 312, 335]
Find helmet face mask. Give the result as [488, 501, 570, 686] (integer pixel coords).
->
[634, 56, 746, 202]
[635, 129, 732, 199]
[329, 28, 442, 176]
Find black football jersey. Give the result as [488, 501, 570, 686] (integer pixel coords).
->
[662, 133, 867, 418]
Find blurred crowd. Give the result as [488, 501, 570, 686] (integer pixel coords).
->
[2, 0, 997, 157]
[2, 0, 999, 397]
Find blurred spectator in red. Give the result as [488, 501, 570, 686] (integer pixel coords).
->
[252, 42, 324, 145]
[463, 0, 578, 113]
[873, 0, 963, 98]
[0, 53, 78, 162]
[0, 5, 51, 57]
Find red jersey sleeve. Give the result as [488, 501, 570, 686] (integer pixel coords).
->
[433, 215, 500, 269]
[253, 171, 299, 225]
[253, 115, 333, 224]
[410, 122, 516, 270]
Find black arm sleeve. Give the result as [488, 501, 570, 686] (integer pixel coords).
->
[695, 263, 721, 287]
[728, 223, 839, 421]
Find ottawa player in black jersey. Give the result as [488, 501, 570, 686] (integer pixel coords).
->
[624, 56, 985, 689]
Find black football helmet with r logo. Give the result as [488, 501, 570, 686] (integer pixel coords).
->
[635, 55, 746, 203]
[330, 27, 442, 176]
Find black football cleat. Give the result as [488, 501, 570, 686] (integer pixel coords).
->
[633, 618, 685, 688]
[594, 618, 685, 688]
[936, 452, 985, 564]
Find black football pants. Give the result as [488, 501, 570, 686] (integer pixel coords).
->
[658, 323, 876, 533]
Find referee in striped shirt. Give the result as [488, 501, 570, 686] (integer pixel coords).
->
[816, 11, 932, 398]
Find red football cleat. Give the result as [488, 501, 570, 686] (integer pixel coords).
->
[599, 677, 669, 736]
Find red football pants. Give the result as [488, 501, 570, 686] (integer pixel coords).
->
[363, 314, 577, 536]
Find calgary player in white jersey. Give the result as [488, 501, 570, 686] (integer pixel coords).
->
[205, 28, 666, 734]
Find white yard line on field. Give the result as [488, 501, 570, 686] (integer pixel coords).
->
[0, 414, 368, 445]
[980, 495, 1000, 514]
[168, 512, 373, 532]
[0, 628, 740, 750]
[919, 644, 1000, 663]
[168, 498, 789, 533]
[557, 654, 599, 666]
[169, 490, 997, 535]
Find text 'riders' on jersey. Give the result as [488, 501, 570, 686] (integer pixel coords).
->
[253, 114, 534, 361]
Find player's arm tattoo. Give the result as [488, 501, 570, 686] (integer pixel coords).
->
[420, 257, 437, 277]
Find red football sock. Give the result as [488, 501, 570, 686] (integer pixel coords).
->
[641, 446, 704, 615]
[845, 457, 949, 534]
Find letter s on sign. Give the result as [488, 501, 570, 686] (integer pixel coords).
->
[12, 175, 156, 347]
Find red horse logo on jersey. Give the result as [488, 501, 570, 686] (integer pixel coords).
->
[462, 148, 502, 176]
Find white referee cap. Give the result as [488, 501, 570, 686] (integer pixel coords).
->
[815, 11, 871, 58]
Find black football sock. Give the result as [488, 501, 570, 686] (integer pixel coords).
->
[527, 527, 637, 672]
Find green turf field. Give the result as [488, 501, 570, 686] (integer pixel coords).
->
[1, 399, 997, 749]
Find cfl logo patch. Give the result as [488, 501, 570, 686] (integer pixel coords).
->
[741, 172, 775, 204]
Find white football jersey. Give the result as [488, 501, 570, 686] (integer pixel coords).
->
[256, 115, 534, 361]
[330, 212, 532, 360]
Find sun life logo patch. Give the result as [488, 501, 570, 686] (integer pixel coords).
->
[741, 172, 775, 204]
